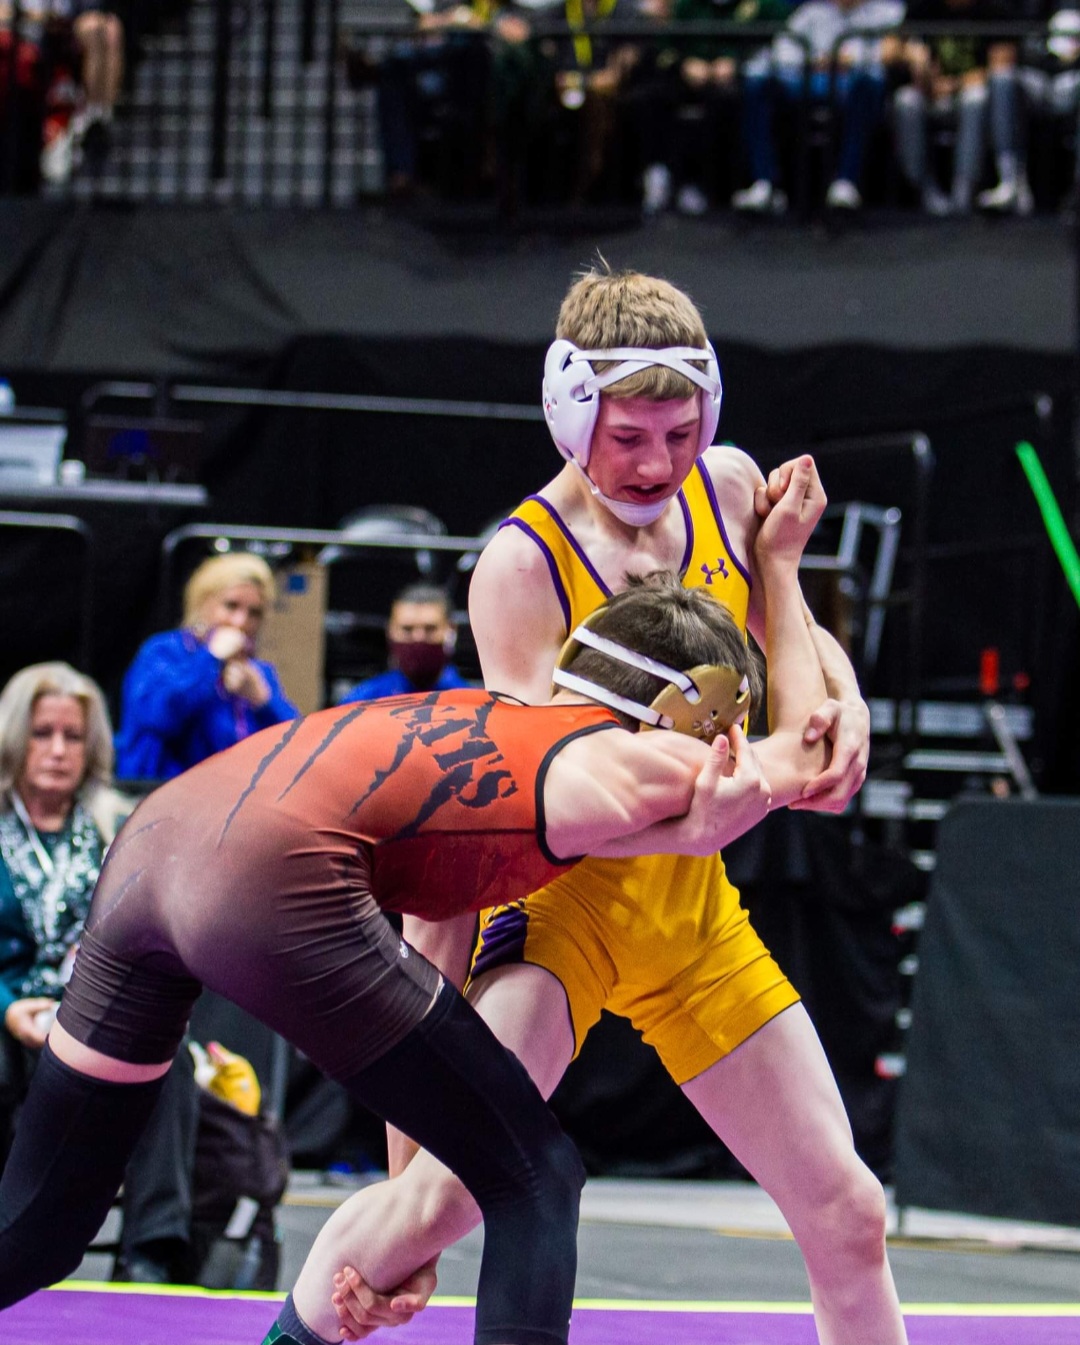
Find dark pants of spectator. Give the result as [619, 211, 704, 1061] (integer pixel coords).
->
[0, 1030, 199, 1273]
[741, 66, 887, 190]
[377, 34, 489, 187]
[622, 69, 741, 198]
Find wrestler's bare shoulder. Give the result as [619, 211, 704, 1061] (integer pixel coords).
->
[700, 443, 765, 498]
[472, 514, 552, 590]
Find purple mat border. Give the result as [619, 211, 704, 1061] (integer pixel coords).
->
[2, 1288, 1080, 1345]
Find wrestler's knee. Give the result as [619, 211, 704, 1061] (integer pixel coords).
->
[804, 1159, 889, 1278]
[409, 1160, 484, 1244]
[517, 1124, 585, 1228]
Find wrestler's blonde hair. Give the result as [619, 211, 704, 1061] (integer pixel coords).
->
[555, 265, 710, 402]
[0, 661, 127, 841]
[182, 552, 276, 628]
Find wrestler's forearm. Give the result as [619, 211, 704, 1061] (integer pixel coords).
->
[805, 602, 864, 709]
[752, 730, 826, 808]
[761, 563, 829, 735]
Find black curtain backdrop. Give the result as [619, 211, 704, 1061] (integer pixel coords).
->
[894, 799, 1080, 1226]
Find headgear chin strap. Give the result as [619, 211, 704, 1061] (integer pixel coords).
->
[552, 623, 750, 740]
[542, 340, 723, 469]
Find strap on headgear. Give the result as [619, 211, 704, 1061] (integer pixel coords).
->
[552, 623, 750, 740]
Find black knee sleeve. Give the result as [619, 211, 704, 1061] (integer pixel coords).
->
[343, 984, 584, 1345]
[471, 1121, 584, 1345]
[0, 1042, 167, 1309]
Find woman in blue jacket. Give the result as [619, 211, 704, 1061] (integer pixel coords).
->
[116, 553, 298, 782]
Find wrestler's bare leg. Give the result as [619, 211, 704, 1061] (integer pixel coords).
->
[49, 1020, 173, 1083]
[292, 964, 576, 1340]
[683, 1003, 908, 1345]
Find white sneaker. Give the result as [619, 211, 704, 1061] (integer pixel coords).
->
[40, 124, 75, 184]
[826, 178, 862, 210]
[731, 179, 787, 213]
[921, 184, 953, 217]
[676, 183, 708, 216]
[976, 178, 1034, 216]
[642, 163, 672, 215]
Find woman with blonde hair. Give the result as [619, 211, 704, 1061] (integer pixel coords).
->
[1, 660, 123, 1158]
[0, 661, 199, 1283]
[115, 552, 297, 782]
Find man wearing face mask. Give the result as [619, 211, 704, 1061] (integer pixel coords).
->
[338, 584, 471, 703]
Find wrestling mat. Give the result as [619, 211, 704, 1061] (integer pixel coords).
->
[4, 1284, 1080, 1345]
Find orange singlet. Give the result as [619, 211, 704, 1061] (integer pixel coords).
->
[58, 691, 616, 1076]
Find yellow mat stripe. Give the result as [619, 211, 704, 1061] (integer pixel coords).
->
[51, 1283, 1080, 1315]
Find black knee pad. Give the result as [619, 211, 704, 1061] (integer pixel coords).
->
[0, 1043, 166, 1309]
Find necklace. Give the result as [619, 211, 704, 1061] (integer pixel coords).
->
[0, 795, 100, 996]
[10, 790, 57, 880]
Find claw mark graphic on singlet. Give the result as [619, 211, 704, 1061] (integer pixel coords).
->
[348, 695, 516, 833]
[220, 717, 305, 842]
[92, 865, 148, 932]
[106, 815, 166, 858]
[276, 702, 369, 802]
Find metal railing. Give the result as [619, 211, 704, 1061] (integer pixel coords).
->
[0, 508, 95, 670]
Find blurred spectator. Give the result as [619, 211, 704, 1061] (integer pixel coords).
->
[634, 0, 793, 218]
[0, 661, 200, 1283]
[352, 0, 497, 200]
[732, 0, 905, 213]
[338, 582, 470, 702]
[892, 0, 1027, 216]
[115, 553, 297, 783]
[0, 0, 55, 191]
[985, 1, 1067, 212]
[16, 0, 125, 186]
[524, 0, 652, 205]
[974, 0, 1047, 212]
[68, 1, 124, 165]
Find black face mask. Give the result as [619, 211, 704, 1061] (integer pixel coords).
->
[389, 639, 450, 690]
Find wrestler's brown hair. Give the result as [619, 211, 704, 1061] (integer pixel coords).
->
[562, 572, 763, 729]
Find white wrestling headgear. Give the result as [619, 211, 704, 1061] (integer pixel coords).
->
[541, 339, 723, 470]
[552, 621, 751, 741]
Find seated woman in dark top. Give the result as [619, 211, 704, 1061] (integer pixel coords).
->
[0, 660, 199, 1284]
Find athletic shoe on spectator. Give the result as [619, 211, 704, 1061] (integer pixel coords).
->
[922, 184, 953, 217]
[642, 163, 672, 215]
[676, 184, 709, 216]
[40, 123, 77, 184]
[731, 179, 787, 213]
[976, 178, 1034, 216]
[826, 178, 862, 210]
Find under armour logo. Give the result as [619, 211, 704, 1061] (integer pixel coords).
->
[700, 558, 729, 584]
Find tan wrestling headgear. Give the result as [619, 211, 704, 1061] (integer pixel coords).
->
[552, 620, 751, 741]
